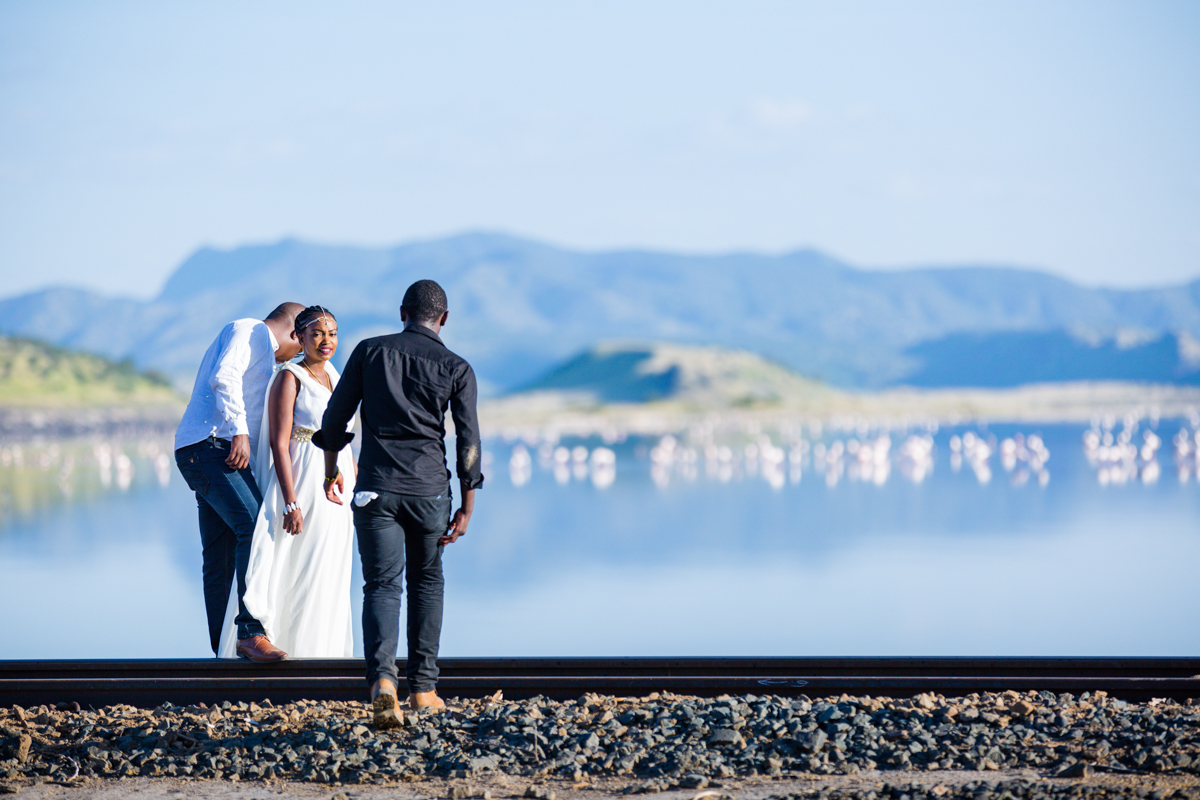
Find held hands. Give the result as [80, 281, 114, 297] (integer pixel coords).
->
[226, 434, 251, 470]
[324, 470, 344, 505]
[439, 508, 470, 546]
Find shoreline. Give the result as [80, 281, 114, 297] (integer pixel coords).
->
[480, 382, 1200, 437]
[0, 405, 183, 443]
[3, 381, 1198, 443]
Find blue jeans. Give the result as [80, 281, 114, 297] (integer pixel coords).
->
[353, 490, 452, 694]
[175, 437, 266, 651]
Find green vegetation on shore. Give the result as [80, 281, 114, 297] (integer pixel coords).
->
[0, 336, 183, 407]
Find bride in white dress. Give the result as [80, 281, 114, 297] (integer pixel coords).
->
[218, 306, 357, 658]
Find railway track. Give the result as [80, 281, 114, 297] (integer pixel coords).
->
[2, 657, 1197, 708]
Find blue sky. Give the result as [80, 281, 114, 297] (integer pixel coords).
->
[1, 1, 1198, 298]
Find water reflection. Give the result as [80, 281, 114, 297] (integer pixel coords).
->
[0, 436, 173, 526]
[590, 447, 616, 489]
[4, 417, 1194, 529]
[443, 524, 1200, 657]
[1080, 413, 1200, 486]
[519, 442, 621, 488]
[896, 435, 934, 484]
[487, 415, 1200, 494]
[1175, 427, 1199, 483]
[491, 425, 1059, 492]
[508, 443, 532, 486]
[2, 421, 1198, 658]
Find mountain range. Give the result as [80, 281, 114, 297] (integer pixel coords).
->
[3, 231, 1199, 394]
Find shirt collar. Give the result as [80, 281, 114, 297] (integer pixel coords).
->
[403, 322, 445, 346]
[266, 324, 280, 352]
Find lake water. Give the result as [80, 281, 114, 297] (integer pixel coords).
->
[1, 420, 1197, 659]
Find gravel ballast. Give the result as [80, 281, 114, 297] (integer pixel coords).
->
[2, 690, 1198, 796]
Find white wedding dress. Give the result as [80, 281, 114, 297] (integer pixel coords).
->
[217, 361, 357, 658]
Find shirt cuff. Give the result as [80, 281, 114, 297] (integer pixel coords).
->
[231, 417, 250, 437]
[312, 428, 355, 452]
[459, 473, 485, 491]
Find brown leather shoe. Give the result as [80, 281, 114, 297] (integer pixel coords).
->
[370, 678, 402, 730]
[408, 690, 447, 710]
[235, 635, 287, 663]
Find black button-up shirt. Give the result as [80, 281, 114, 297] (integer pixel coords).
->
[319, 324, 484, 497]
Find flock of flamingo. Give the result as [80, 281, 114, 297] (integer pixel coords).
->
[2, 412, 1199, 517]
[497, 414, 1200, 491]
[1082, 412, 1200, 486]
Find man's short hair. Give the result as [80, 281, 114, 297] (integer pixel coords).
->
[402, 280, 448, 324]
[266, 302, 305, 324]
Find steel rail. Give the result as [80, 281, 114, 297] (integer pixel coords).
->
[2, 657, 1197, 708]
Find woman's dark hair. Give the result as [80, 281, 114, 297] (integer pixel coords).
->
[294, 305, 336, 336]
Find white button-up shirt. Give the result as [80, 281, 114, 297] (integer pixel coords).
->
[174, 319, 280, 464]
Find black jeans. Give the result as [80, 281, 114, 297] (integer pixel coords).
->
[353, 490, 451, 694]
[175, 437, 267, 651]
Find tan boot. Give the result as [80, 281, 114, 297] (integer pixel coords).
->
[370, 678, 402, 730]
[408, 690, 447, 710]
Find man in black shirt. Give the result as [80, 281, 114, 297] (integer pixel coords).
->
[315, 280, 483, 727]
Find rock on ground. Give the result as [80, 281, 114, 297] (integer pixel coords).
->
[2, 690, 1198, 797]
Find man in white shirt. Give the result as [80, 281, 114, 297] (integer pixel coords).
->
[175, 302, 305, 661]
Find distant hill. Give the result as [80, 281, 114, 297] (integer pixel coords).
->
[0, 336, 182, 407]
[482, 341, 1200, 426]
[2, 232, 1200, 391]
[902, 330, 1200, 387]
[517, 342, 832, 408]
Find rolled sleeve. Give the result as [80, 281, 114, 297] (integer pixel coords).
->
[450, 363, 485, 490]
[209, 328, 253, 436]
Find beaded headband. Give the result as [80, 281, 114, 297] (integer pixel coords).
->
[301, 306, 334, 329]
